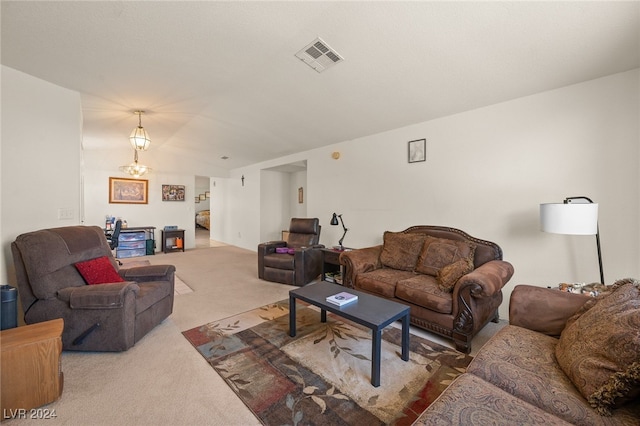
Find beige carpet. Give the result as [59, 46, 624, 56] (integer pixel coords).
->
[7, 246, 504, 425]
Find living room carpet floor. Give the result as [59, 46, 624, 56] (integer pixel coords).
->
[183, 300, 473, 426]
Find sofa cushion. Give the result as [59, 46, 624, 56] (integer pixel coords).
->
[395, 274, 453, 314]
[355, 269, 415, 298]
[75, 256, 125, 285]
[415, 236, 475, 276]
[414, 373, 572, 426]
[379, 231, 426, 271]
[135, 281, 173, 314]
[555, 282, 640, 415]
[436, 257, 474, 292]
[469, 325, 606, 425]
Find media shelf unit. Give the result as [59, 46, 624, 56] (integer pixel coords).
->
[161, 229, 185, 254]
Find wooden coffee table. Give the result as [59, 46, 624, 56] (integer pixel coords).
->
[289, 281, 410, 387]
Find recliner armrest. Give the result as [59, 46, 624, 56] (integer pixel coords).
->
[119, 265, 176, 283]
[293, 244, 325, 252]
[57, 282, 140, 309]
[257, 241, 287, 256]
[509, 284, 590, 336]
[455, 260, 514, 298]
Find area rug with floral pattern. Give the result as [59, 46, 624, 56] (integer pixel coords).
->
[182, 300, 472, 425]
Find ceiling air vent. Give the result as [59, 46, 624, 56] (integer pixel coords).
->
[295, 37, 343, 73]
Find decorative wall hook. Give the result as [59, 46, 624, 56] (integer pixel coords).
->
[241, 175, 245, 186]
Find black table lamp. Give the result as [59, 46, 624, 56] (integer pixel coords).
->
[330, 213, 348, 250]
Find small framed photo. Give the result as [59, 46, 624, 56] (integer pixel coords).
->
[109, 177, 148, 204]
[195, 197, 200, 203]
[298, 187, 304, 204]
[408, 139, 426, 163]
[205, 191, 210, 198]
[199, 194, 206, 201]
[162, 185, 185, 201]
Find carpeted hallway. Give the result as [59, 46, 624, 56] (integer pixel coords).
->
[8, 241, 504, 425]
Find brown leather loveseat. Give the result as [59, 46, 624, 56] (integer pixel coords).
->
[340, 226, 514, 353]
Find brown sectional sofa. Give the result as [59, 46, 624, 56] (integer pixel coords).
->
[415, 283, 640, 425]
[340, 226, 514, 353]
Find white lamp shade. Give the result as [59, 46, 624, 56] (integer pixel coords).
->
[540, 203, 598, 235]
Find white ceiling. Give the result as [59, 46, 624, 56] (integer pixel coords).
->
[2, 1, 638, 172]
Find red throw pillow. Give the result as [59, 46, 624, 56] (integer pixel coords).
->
[75, 256, 124, 285]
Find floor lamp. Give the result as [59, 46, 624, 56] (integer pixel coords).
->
[540, 196, 604, 284]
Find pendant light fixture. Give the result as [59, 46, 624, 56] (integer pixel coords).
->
[119, 149, 152, 178]
[130, 110, 151, 151]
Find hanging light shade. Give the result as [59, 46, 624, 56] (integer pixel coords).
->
[130, 110, 151, 151]
[119, 150, 152, 178]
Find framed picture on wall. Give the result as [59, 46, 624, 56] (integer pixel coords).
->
[408, 139, 426, 163]
[162, 184, 185, 201]
[109, 177, 148, 204]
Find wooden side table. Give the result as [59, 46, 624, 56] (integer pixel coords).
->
[1, 319, 64, 415]
[321, 248, 351, 284]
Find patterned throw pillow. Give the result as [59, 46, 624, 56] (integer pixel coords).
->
[436, 258, 474, 292]
[415, 236, 476, 277]
[379, 231, 427, 272]
[75, 256, 125, 285]
[555, 282, 640, 415]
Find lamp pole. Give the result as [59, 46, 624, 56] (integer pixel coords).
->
[564, 196, 604, 284]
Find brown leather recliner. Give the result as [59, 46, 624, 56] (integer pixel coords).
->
[257, 218, 324, 286]
[11, 225, 175, 352]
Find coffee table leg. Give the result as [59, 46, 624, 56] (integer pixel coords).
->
[401, 313, 409, 361]
[289, 295, 297, 337]
[321, 309, 327, 323]
[371, 329, 381, 387]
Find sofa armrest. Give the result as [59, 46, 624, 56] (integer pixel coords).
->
[57, 282, 140, 309]
[119, 264, 176, 283]
[456, 260, 514, 298]
[509, 284, 590, 336]
[340, 246, 383, 288]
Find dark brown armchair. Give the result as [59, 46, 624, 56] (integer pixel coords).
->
[257, 218, 324, 286]
[11, 225, 175, 352]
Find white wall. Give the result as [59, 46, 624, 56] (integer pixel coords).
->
[258, 169, 308, 242]
[81, 160, 197, 251]
[290, 170, 307, 219]
[209, 178, 227, 242]
[227, 70, 640, 319]
[81, 141, 228, 252]
[1, 66, 82, 283]
[260, 170, 290, 242]
[2, 64, 637, 321]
